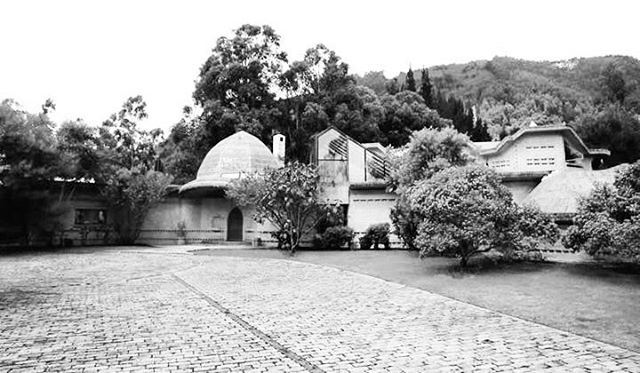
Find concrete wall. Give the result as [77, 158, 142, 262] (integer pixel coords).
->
[348, 188, 402, 248]
[485, 132, 565, 173]
[347, 140, 365, 183]
[316, 129, 350, 203]
[138, 197, 277, 246]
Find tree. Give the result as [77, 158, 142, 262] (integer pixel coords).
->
[99, 96, 172, 243]
[405, 68, 416, 92]
[0, 99, 60, 187]
[562, 162, 640, 262]
[602, 63, 628, 104]
[379, 91, 451, 147]
[385, 78, 400, 95]
[227, 162, 339, 254]
[388, 127, 473, 250]
[102, 168, 171, 244]
[355, 71, 388, 95]
[0, 99, 79, 245]
[388, 127, 472, 191]
[574, 105, 640, 167]
[408, 166, 558, 266]
[419, 68, 434, 108]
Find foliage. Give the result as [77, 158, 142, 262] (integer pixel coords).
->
[419, 68, 434, 108]
[227, 161, 339, 253]
[404, 68, 416, 92]
[408, 166, 558, 266]
[314, 226, 354, 250]
[359, 223, 391, 250]
[573, 105, 640, 167]
[378, 91, 450, 147]
[102, 168, 171, 244]
[0, 99, 61, 186]
[562, 162, 640, 262]
[389, 194, 420, 250]
[355, 71, 388, 95]
[98, 96, 172, 244]
[0, 99, 75, 244]
[388, 127, 472, 191]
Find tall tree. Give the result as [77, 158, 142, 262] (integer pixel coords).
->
[193, 24, 288, 146]
[99, 96, 172, 244]
[405, 68, 416, 92]
[419, 68, 434, 108]
[602, 63, 628, 104]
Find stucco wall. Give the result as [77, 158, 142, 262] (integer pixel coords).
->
[485, 132, 565, 173]
[316, 129, 350, 203]
[138, 197, 277, 246]
[348, 188, 402, 248]
[348, 140, 365, 183]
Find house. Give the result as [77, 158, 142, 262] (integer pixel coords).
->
[474, 122, 610, 203]
[310, 127, 400, 246]
[137, 131, 281, 245]
[1, 122, 617, 248]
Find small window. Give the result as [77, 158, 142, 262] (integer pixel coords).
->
[75, 209, 107, 225]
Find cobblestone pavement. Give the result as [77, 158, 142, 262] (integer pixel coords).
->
[1, 250, 639, 372]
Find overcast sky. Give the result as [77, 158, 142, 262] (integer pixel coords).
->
[1, 0, 639, 132]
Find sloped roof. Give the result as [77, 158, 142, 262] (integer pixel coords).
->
[522, 165, 624, 215]
[473, 125, 610, 157]
[179, 131, 278, 194]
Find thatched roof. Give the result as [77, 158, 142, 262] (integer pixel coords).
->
[179, 131, 278, 195]
[522, 165, 625, 215]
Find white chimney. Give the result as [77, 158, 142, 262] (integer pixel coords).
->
[273, 134, 285, 167]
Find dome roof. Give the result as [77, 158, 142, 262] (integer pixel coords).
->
[179, 131, 279, 194]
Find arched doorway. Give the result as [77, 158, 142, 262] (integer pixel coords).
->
[227, 207, 243, 241]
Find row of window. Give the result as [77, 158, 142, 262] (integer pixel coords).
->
[525, 145, 555, 150]
[489, 159, 510, 168]
[526, 157, 556, 166]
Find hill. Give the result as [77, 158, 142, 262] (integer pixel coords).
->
[386, 56, 640, 139]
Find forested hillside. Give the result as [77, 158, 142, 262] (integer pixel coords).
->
[366, 56, 640, 167]
[395, 56, 640, 132]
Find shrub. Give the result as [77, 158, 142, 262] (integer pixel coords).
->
[408, 165, 558, 266]
[314, 226, 354, 249]
[359, 223, 391, 249]
[562, 162, 640, 262]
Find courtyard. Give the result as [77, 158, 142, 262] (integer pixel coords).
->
[1, 247, 639, 372]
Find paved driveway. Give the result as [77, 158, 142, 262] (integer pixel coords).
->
[0, 249, 639, 372]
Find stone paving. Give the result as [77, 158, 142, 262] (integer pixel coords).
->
[0, 250, 639, 372]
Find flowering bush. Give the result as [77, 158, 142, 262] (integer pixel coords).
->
[562, 162, 640, 262]
[408, 165, 558, 266]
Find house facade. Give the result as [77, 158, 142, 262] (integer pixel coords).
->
[1, 123, 616, 248]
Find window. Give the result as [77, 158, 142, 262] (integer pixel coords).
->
[489, 159, 510, 168]
[526, 157, 556, 166]
[75, 209, 107, 225]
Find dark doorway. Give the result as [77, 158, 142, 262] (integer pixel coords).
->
[227, 207, 243, 241]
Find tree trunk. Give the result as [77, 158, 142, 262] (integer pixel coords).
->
[460, 256, 468, 268]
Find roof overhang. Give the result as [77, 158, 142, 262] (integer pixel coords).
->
[475, 126, 611, 158]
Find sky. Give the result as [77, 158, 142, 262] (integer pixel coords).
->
[1, 0, 639, 132]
